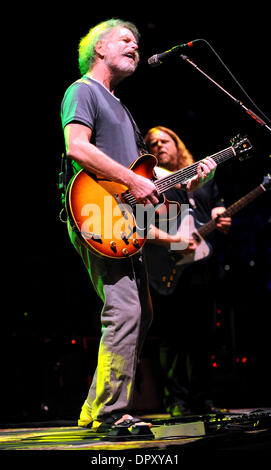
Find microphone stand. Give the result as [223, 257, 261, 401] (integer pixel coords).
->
[180, 54, 271, 133]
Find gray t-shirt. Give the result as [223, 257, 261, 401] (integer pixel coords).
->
[61, 76, 140, 169]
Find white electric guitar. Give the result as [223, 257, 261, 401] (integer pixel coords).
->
[145, 175, 270, 295]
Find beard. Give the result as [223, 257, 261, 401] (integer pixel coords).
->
[106, 54, 139, 81]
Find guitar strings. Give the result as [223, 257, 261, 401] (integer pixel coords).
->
[155, 147, 234, 193]
[122, 147, 234, 208]
[199, 185, 265, 238]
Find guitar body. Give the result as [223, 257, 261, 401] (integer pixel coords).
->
[175, 211, 212, 266]
[65, 136, 252, 260]
[66, 154, 180, 259]
[145, 210, 212, 296]
[146, 173, 271, 295]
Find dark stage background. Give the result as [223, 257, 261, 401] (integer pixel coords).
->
[3, 11, 270, 423]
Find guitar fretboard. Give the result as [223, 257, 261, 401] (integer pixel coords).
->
[154, 146, 235, 194]
[198, 184, 267, 238]
[123, 146, 236, 208]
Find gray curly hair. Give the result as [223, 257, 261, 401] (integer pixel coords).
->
[78, 18, 140, 75]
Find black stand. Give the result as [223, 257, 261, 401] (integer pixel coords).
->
[180, 54, 271, 134]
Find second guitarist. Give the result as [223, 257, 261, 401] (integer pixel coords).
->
[144, 126, 232, 416]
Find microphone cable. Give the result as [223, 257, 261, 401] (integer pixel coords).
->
[188, 38, 271, 125]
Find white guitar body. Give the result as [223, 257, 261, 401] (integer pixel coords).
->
[145, 175, 270, 296]
[175, 211, 211, 266]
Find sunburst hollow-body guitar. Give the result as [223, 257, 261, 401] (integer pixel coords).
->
[66, 135, 252, 259]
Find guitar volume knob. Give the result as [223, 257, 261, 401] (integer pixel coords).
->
[132, 238, 139, 247]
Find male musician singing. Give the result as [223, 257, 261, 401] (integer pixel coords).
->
[61, 19, 216, 432]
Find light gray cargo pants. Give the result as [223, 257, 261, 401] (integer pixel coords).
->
[68, 222, 153, 422]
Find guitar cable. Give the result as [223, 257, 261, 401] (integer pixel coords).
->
[58, 153, 68, 223]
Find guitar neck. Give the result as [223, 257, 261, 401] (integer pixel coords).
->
[154, 146, 235, 194]
[198, 183, 267, 238]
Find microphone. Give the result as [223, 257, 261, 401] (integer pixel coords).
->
[148, 41, 194, 67]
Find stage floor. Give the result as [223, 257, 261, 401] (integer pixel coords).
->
[1, 408, 271, 462]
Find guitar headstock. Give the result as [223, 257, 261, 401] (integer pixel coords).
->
[230, 134, 253, 161]
[262, 174, 271, 190]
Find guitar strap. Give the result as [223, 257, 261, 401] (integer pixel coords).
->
[120, 102, 149, 155]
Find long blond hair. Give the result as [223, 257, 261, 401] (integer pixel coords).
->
[144, 126, 194, 170]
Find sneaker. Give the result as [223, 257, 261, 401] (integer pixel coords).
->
[89, 414, 152, 433]
[113, 414, 152, 429]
